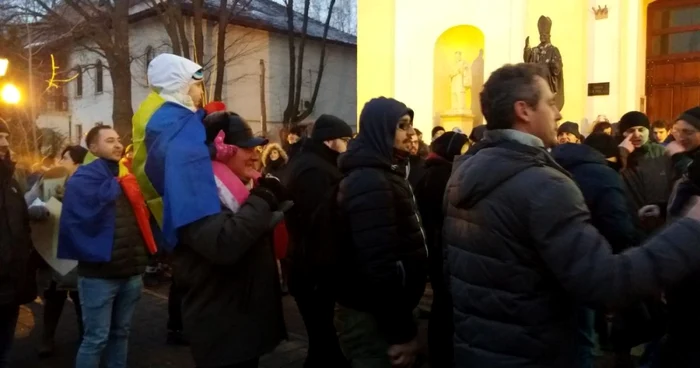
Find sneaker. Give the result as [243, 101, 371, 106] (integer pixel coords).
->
[166, 330, 190, 346]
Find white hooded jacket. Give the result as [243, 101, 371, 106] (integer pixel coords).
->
[147, 53, 203, 112]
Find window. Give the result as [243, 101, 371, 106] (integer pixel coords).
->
[95, 60, 103, 93]
[648, 2, 700, 58]
[75, 66, 83, 97]
[651, 30, 700, 56]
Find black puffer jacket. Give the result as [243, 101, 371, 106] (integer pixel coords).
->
[282, 139, 342, 294]
[173, 195, 286, 367]
[0, 160, 34, 305]
[445, 130, 700, 368]
[78, 194, 149, 279]
[336, 97, 428, 345]
[552, 143, 642, 252]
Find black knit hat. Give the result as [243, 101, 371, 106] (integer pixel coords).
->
[676, 106, 700, 131]
[0, 118, 8, 135]
[584, 132, 619, 159]
[557, 121, 583, 140]
[311, 114, 353, 142]
[430, 131, 468, 162]
[203, 111, 268, 148]
[469, 125, 487, 143]
[619, 111, 650, 133]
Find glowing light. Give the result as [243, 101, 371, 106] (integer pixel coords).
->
[0, 59, 8, 77]
[1, 84, 21, 104]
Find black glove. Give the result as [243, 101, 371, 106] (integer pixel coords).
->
[249, 186, 279, 211]
[257, 176, 290, 203]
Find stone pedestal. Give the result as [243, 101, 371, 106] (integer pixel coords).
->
[439, 110, 475, 134]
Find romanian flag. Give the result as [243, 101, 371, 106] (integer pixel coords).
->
[131, 92, 220, 250]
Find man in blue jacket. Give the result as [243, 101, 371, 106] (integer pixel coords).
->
[59, 125, 151, 368]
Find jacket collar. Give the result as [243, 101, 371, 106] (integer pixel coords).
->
[484, 129, 545, 149]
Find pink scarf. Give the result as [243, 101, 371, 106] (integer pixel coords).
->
[211, 131, 261, 212]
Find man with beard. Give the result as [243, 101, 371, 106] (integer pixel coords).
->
[283, 114, 353, 368]
[408, 129, 426, 188]
[0, 118, 39, 368]
[335, 98, 428, 368]
[444, 63, 700, 367]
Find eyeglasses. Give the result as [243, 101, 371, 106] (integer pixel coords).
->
[672, 128, 699, 137]
[397, 122, 412, 131]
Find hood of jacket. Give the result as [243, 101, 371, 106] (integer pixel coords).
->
[148, 53, 202, 111]
[551, 143, 608, 171]
[339, 97, 411, 174]
[448, 132, 564, 209]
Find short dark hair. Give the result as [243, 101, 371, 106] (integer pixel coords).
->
[592, 121, 613, 134]
[652, 120, 668, 130]
[289, 125, 306, 136]
[480, 63, 548, 130]
[85, 125, 113, 147]
[431, 126, 445, 138]
[60, 145, 89, 164]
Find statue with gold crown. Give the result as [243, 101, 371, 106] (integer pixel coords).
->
[524, 15, 565, 111]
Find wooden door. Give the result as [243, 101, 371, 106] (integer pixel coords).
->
[647, 0, 700, 122]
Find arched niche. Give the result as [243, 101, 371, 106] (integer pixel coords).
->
[433, 25, 485, 130]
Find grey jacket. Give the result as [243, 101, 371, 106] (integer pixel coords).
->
[445, 130, 700, 368]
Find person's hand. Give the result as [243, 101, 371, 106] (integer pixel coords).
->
[257, 175, 290, 202]
[28, 205, 49, 221]
[524, 36, 530, 50]
[666, 140, 685, 157]
[638, 204, 661, 218]
[619, 134, 635, 153]
[685, 196, 700, 222]
[387, 339, 418, 368]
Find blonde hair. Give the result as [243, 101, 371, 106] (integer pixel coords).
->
[261, 143, 288, 166]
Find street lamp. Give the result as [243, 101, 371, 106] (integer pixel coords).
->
[0, 59, 8, 77]
[1, 84, 20, 104]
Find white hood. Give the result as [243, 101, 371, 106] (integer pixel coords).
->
[147, 53, 202, 111]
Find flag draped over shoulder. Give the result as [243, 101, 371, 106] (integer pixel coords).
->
[58, 159, 157, 262]
[132, 93, 220, 250]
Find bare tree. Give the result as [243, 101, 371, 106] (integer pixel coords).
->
[282, 0, 336, 127]
[15, 0, 134, 136]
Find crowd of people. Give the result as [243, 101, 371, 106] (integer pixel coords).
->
[1, 54, 700, 368]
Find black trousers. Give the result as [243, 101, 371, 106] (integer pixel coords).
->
[43, 282, 83, 340]
[294, 288, 348, 368]
[0, 303, 19, 368]
[167, 280, 185, 332]
[199, 358, 259, 368]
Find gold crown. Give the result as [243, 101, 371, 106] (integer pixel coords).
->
[592, 5, 608, 20]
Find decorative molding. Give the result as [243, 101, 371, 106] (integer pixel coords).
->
[592, 5, 609, 20]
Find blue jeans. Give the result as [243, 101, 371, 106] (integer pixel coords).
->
[75, 276, 142, 368]
[577, 307, 596, 368]
[0, 304, 19, 368]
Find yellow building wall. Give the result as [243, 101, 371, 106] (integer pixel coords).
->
[526, 1, 587, 121]
[356, 0, 395, 129]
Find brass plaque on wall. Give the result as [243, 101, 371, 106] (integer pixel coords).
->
[588, 82, 610, 96]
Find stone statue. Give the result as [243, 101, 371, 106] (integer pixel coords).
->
[524, 15, 564, 110]
[450, 51, 472, 112]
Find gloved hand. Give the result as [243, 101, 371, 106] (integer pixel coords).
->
[28, 205, 49, 221]
[257, 176, 290, 203]
[249, 186, 279, 211]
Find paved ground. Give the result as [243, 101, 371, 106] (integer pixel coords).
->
[10, 284, 311, 368]
[9, 281, 631, 368]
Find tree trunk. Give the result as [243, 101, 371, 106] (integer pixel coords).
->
[291, 0, 311, 122]
[213, 0, 228, 101]
[282, 0, 296, 126]
[111, 0, 134, 139]
[192, 0, 205, 65]
[174, 5, 190, 59]
[296, 0, 335, 122]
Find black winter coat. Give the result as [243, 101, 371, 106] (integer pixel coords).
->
[552, 143, 642, 252]
[173, 195, 286, 367]
[336, 97, 428, 345]
[282, 139, 342, 294]
[0, 162, 34, 305]
[444, 130, 700, 368]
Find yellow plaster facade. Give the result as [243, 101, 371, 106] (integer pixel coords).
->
[357, 0, 655, 135]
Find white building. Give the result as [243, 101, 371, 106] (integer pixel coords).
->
[37, 0, 357, 142]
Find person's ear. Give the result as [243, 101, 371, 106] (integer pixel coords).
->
[513, 101, 530, 123]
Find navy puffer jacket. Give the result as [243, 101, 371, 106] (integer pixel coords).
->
[445, 130, 700, 367]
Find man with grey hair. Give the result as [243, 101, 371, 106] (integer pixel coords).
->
[444, 63, 700, 367]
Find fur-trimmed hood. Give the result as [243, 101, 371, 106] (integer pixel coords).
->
[262, 143, 288, 167]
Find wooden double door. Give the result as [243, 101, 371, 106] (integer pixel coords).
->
[646, 0, 700, 123]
